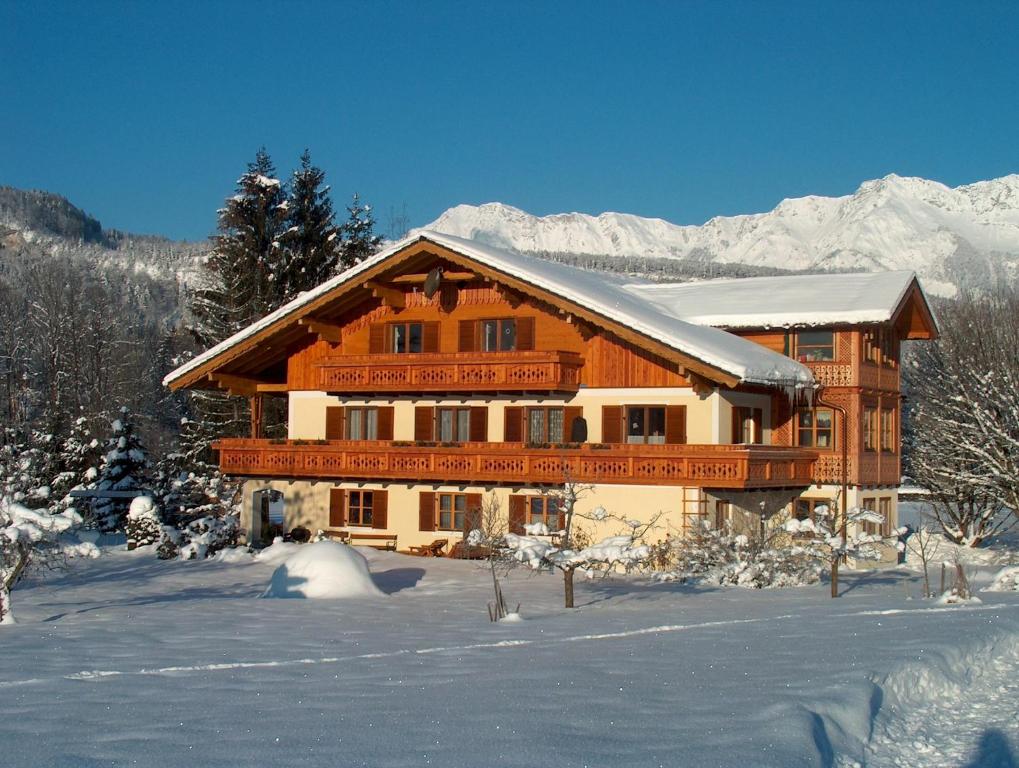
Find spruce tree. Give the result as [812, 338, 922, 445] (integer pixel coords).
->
[280, 150, 342, 301]
[338, 193, 382, 270]
[89, 408, 150, 532]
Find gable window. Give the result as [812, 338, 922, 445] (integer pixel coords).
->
[795, 330, 835, 362]
[436, 407, 472, 442]
[481, 318, 517, 351]
[528, 496, 561, 530]
[347, 490, 374, 526]
[732, 407, 763, 444]
[527, 407, 565, 444]
[863, 407, 877, 452]
[796, 408, 834, 449]
[391, 322, 423, 353]
[880, 409, 896, 453]
[627, 405, 667, 444]
[458, 317, 534, 352]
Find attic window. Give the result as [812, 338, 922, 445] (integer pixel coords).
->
[795, 330, 835, 362]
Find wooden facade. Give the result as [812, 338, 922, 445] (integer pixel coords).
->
[166, 238, 937, 516]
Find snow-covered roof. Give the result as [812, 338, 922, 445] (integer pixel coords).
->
[164, 231, 815, 390]
[624, 270, 920, 329]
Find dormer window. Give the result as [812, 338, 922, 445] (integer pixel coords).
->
[795, 330, 835, 362]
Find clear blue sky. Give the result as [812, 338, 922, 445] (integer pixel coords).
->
[2, 1, 1017, 241]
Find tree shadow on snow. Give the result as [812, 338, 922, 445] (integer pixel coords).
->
[41, 583, 265, 621]
[372, 567, 426, 594]
[834, 569, 911, 596]
[574, 577, 723, 608]
[962, 729, 1017, 768]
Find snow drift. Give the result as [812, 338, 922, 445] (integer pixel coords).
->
[263, 541, 384, 599]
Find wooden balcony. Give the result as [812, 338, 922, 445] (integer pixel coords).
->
[314, 350, 584, 394]
[805, 361, 899, 392]
[214, 439, 817, 490]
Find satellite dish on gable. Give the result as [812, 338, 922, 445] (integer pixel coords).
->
[423, 267, 443, 298]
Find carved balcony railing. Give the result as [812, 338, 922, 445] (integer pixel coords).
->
[314, 350, 584, 394]
[804, 361, 900, 392]
[214, 439, 817, 490]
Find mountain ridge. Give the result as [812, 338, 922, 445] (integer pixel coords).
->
[424, 173, 1019, 296]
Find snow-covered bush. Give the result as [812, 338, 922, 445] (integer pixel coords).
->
[158, 513, 240, 561]
[1, 498, 99, 624]
[984, 565, 1019, 592]
[654, 521, 821, 588]
[505, 533, 652, 576]
[263, 540, 383, 599]
[125, 496, 161, 550]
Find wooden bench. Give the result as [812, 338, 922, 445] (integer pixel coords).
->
[323, 530, 398, 551]
[407, 538, 448, 557]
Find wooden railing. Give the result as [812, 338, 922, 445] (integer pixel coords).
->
[805, 361, 899, 392]
[314, 350, 584, 393]
[214, 439, 817, 490]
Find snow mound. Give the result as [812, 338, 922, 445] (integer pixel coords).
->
[212, 547, 254, 564]
[263, 541, 384, 599]
[903, 532, 1017, 570]
[984, 565, 1019, 592]
[253, 538, 302, 566]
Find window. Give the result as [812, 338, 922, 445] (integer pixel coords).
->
[794, 498, 829, 523]
[796, 330, 835, 362]
[346, 407, 379, 440]
[528, 496, 561, 530]
[627, 405, 667, 444]
[863, 407, 877, 452]
[732, 407, 763, 444]
[481, 318, 517, 351]
[390, 322, 423, 353]
[527, 407, 565, 444]
[861, 497, 879, 535]
[796, 408, 834, 449]
[880, 409, 896, 453]
[434, 407, 471, 442]
[437, 493, 467, 531]
[713, 501, 730, 530]
[347, 490, 374, 526]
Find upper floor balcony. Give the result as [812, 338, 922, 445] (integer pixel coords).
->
[314, 350, 584, 394]
[213, 438, 817, 490]
[804, 360, 899, 392]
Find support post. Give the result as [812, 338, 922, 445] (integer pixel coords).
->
[249, 394, 265, 440]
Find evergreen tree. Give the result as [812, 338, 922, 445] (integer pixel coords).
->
[49, 414, 103, 516]
[280, 150, 342, 301]
[338, 193, 382, 270]
[89, 408, 150, 531]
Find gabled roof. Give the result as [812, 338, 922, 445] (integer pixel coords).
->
[623, 270, 938, 334]
[164, 231, 815, 391]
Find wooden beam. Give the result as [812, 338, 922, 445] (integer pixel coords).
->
[298, 318, 343, 344]
[365, 281, 406, 309]
[255, 383, 290, 393]
[390, 271, 478, 284]
[209, 374, 272, 397]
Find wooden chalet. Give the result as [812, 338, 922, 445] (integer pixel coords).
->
[165, 232, 937, 552]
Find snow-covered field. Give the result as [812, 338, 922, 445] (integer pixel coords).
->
[1, 544, 1017, 767]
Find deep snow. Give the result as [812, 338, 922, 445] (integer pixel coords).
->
[1, 544, 1017, 767]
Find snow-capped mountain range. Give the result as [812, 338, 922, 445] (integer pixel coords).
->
[424, 174, 1019, 296]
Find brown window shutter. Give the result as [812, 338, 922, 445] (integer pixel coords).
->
[369, 323, 386, 354]
[516, 317, 535, 351]
[564, 406, 583, 442]
[377, 407, 395, 441]
[666, 405, 687, 444]
[371, 490, 388, 529]
[418, 491, 435, 532]
[329, 488, 346, 527]
[414, 406, 434, 441]
[464, 493, 483, 534]
[422, 322, 440, 353]
[325, 406, 345, 441]
[508, 495, 526, 535]
[469, 407, 488, 442]
[504, 406, 523, 442]
[601, 405, 622, 444]
[731, 406, 744, 444]
[458, 320, 476, 352]
[752, 408, 763, 445]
